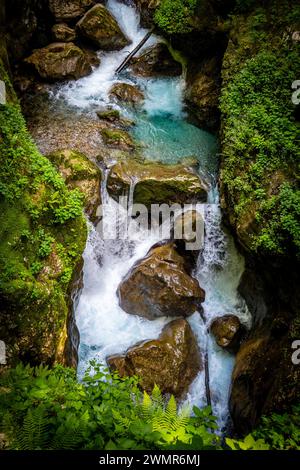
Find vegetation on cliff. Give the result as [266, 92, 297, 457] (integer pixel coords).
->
[154, 0, 200, 34]
[0, 58, 87, 366]
[220, 1, 300, 257]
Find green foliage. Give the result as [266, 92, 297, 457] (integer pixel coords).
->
[154, 0, 199, 35]
[252, 405, 300, 450]
[0, 363, 220, 450]
[220, 1, 300, 257]
[226, 434, 270, 450]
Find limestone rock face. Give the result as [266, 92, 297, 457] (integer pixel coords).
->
[130, 43, 182, 77]
[210, 314, 245, 353]
[49, 0, 97, 22]
[109, 82, 144, 106]
[118, 242, 205, 320]
[25, 43, 92, 81]
[107, 160, 208, 208]
[76, 4, 130, 50]
[52, 24, 76, 42]
[47, 149, 102, 222]
[107, 318, 202, 398]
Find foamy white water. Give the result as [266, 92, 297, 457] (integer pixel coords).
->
[51, 0, 252, 430]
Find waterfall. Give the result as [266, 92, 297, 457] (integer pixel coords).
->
[51, 0, 251, 429]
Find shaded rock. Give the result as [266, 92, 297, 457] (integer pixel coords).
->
[47, 149, 102, 222]
[97, 109, 135, 128]
[25, 42, 92, 81]
[134, 0, 160, 28]
[131, 43, 182, 77]
[52, 24, 76, 42]
[118, 242, 205, 320]
[107, 160, 208, 208]
[107, 318, 202, 398]
[101, 128, 135, 150]
[173, 210, 204, 269]
[82, 46, 101, 67]
[185, 57, 221, 132]
[97, 147, 142, 169]
[49, 0, 97, 22]
[210, 314, 245, 354]
[109, 82, 144, 106]
[76, 4, 130, 50]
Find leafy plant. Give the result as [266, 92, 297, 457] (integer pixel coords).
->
[154, 0, 199, 34]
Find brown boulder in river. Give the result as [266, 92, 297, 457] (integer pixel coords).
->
[130, 43, 182, 77]
[25, 43, 92, 81]
[109, 82, 145, 106]
[107, 318, 202, 398]
[118, 242, 205, 320]
[76, 4, 130, 50]
[210, 314, 245, 354]
[49, 0, 96, 22]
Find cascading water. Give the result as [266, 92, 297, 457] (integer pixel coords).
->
[53, 0, 251, 430]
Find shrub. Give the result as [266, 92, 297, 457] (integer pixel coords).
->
[154, 0, 199, 34]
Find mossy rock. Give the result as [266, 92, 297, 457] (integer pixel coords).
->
[97, 109, 135, 128]
[0, 60, 87, 368]
[25, 43, 92, 81]
[107, 159, 208, 208]
[76, 4, 130, 50]
[101, 128, 135, 150]
[47, 149, 102, 223]
[109, 82, 144, 107]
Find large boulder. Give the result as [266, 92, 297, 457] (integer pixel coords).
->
[52, 24, 76, 42]
[118, 242, 205, 320]
[109, 82, 144, 106]
[107, 318, 202, 398]
[47, 149, 102, 222]
[130, 43, 182, 77]
[76, 4, 130, 50]
[25, 43, 92, 81]
[49, 0, 97, 22]
[134, 0, 160, 28]
[107, 160, 208, 208]
[210, 314, 245, 354]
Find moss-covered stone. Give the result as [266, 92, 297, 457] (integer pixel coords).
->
[107, 159, 208, 207]
[109, 82, 144, 107]
[101, 128, 135, 150]
[0, 57, 87, 369]
[47, 149, 102, 223]
[25, 42, 92, 81]
[76, 4, 130, 50]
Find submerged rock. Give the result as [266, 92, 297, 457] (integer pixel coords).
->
[52, 24, 76, 42]
[25, 43, 92, 81]
[76, 4, 130, 50]
[118, 242, 205, 320]
[49, 0, 97, 22]
[107, 318, 202, 398]
[131, 43, 182, 77]
[210, 314, 245, 354]
[101, 128, 135, 150]
[109, 82, 144, 106]
[107, 160, 208, 208]
[47, 149, 102, 222]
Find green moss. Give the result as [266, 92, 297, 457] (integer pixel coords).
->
[220, 0, 300, 257]
[154, 0, 199, 35]
[0, 59, 87, 366]
[101, 128, 135, 149]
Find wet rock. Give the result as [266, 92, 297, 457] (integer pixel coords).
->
[210, 314, 245, 354]
[107, 160, 208, 208]
[131, 43, 182, 77]
[97, 109, 135, 128]
[76, 4, 130, 50]
[118, 242, 205, 320]
[49, 0, 97, 22]
[173, 210, 205, 269]
[82, 46, 101, 67]
[101, 128, 135, 150]
[109, 82, 144, 106]
[52, 23, 76, 42]
[25, 42, 92, 81]
[107, 318, 202, 397]
[47, 149, 102, 222]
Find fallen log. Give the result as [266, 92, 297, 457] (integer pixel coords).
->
[115, 28, 154, 74]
